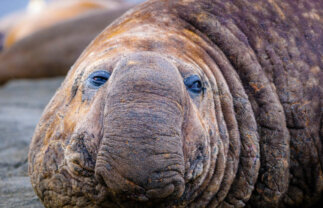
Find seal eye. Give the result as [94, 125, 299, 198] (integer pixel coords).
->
[87, 70, 110, 88]
[184, 75, 203, 94]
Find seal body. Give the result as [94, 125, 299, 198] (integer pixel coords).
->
[4, 0, 120, 48]
[0, 1, 133, 85]
[28, 0, 322, 207]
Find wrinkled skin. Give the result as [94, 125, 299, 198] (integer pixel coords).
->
[28, 0, 322, 207]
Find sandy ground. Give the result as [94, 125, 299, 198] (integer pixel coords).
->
[0, 77, 64, 208]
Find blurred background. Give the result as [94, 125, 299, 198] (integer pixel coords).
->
[0, 0, 28, 18]
[0, 0, 144, 17]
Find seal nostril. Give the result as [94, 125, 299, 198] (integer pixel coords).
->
[146, 184, 175, 199]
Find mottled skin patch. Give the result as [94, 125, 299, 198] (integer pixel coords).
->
[29, 0, 322, 207]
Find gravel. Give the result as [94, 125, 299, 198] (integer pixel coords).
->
[0, 77, 64, 208]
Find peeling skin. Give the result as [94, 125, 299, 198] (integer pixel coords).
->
[29, 0, 322, 207]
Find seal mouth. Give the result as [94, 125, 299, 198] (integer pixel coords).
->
[93, 126, 186, 205]
[95, 133, 186, 203]
[66, 153, 95, 177]
[95, 165, 185, 203]
[145, 171, 185, 200]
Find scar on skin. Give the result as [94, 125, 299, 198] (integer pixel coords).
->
[310, 66, 320, 74]
[268, 0, 286, 20]
[302, 10, 321, 21]
[250, 82, 264, 92]
[127, 60, 139, 66]
[197, 13, 208, 22]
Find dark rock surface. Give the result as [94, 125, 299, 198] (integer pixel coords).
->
[0, 77, 63, 208]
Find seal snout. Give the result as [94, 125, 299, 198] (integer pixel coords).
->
[95, 135, 186, 202]
[94, 52, 186, 203]
[95, 163, 185, 202]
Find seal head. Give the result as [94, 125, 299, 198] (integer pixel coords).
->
[29, 0, 322, 207]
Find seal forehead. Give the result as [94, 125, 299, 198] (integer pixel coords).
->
[116, 52, 178, 71]
[110, 52, 185, 93]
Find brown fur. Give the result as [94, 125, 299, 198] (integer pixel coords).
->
[29, 0, 322, 207]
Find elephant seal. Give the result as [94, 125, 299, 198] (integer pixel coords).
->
[28, 0, 322, 207]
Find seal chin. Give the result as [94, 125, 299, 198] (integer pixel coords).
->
[95, 165, 185, 204]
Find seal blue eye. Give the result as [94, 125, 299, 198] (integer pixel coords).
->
[87, 70, 110, 88]
[184, 75, 203, 94]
